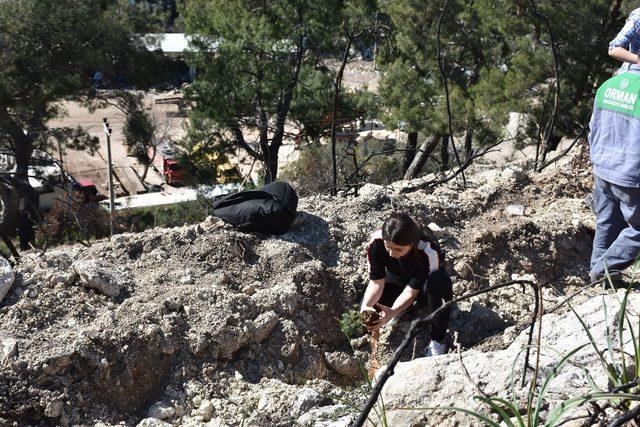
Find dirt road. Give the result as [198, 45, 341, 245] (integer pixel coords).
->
[49, 94, 179, 196]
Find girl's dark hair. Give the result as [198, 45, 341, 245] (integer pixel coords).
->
[382, 212, 422, 246]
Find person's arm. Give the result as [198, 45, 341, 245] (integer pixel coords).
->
[609, 47, 640, 65]
[371, 286, 420, 330]
[362, 236, 386, 312]
[361, 278, 385, 311]
[389, 286, 420, 314]
[609, 11, 640, 64]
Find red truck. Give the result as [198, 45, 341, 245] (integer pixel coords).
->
[163, 158, 184, 185]
[149, 144, 185, 185]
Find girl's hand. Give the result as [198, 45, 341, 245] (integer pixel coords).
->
[368, 304, 395, 331]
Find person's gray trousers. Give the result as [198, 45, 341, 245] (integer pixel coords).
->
[591, 175, 640, 277]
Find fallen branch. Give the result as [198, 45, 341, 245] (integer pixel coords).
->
[456, 331, 488, 398]
[527, 283, 544, 426]
[522, 282, 541, 387]
[608, 403, 640, 427]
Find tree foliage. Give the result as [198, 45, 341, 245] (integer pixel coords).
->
[379, 0, 636, 173]
[183, 0, 363, 183]
[0, 0, 158, 246]
[0, 0, 151, 180]
[128, 0, 183, 33]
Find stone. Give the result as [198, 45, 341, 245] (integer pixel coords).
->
[427, 222, 446, 239]
[291, 388, 326, 416]
[380, 291, 640, 426]
[502, 325, 518, 346]
[199, 400, 215, 421]
[511, 272, 536, 282]
[241, 282, 258, 295]
[251, 311, 279, 343]
[324, 351, 361, 379]
[252, 282, 300, 317]
[50, 271, 76, 286]
[72, 260, 122, 297]
[44, 399, 64, 418]
[500, 166, 525, 184]
[0, 338, 18, 366]
[179, 274, 193, 284]
[203, 216, 224, 229]
[137, 418, 172, 427]
[505, 203, 525, 216]
[357, 184, 390, 207]
[454, 261, 474, 280]
[296, 405, 352, 426]
[147, 402, 175, 420]
[0, 257, 14, 304]
[468, 302, 508, 332]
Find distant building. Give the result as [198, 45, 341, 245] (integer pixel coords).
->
[142, 33, 204, 82]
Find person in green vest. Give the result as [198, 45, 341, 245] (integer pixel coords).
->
[588, 65, 640, 282]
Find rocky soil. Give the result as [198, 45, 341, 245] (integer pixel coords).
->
[0, 143, 610, 426]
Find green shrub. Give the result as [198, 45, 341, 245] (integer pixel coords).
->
[339, 305, 366, 338]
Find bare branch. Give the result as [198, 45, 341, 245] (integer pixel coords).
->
[537, 117, 590, 171]
[398, 139, 503, 194]
[608, 404, 640, 427]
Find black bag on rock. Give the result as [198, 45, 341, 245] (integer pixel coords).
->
[211, 181, 298, 234]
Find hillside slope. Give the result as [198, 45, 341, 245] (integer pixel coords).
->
[0, 145, 604, 426]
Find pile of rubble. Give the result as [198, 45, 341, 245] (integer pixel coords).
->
[0, 145, 603, 426]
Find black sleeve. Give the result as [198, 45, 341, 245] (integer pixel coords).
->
[407, 264, 428, 290]
[367, 240, 387, 281]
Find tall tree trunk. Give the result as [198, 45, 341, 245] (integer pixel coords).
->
[267, 36, 306, 184]
[14, 137, 38, 249]
[403, 132, 418, 174]
[330, 34, 353, 196]
[141, 144, 156, 184]
[440, 135, 450, 171]
[0, 108, 39, 246]
[404, 135, 442, 180]
[464, 126, 473, 161]
[605, 0, 624, 31]
[262, 145, 279, 184]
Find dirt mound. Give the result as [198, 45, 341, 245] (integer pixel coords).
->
[0, 144, 598, 426]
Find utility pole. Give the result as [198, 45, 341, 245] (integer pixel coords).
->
[103, 118, 115, 236]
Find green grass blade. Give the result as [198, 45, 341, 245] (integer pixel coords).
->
[546, 392, 640, 426]
[618, 285, 632, 383]
[567, 300, 618, 385]
[620, 285, 640, 369]
[407, 406, 501, 427]
[601, 285, 618, 383]
[583, 368, 605, 393]
[378, 394, 388, 427]
[475, 396, 519, 427]
[637, 310, 640, 372]
[488, 397, 525, 426]
[532, 343, 589, 423]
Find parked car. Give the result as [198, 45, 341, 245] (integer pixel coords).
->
[73, 180, 107, 204]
